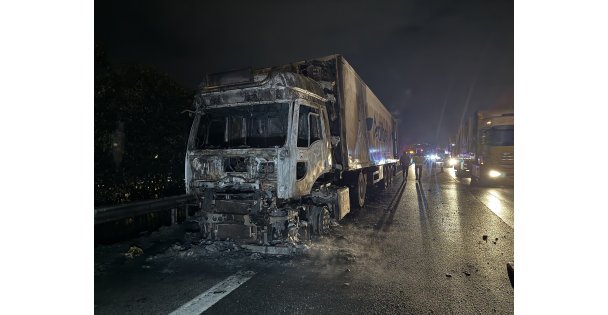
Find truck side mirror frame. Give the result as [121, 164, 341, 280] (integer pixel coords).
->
[366, 117, 374, 131]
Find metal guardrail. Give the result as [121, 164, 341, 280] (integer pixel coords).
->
[94, 194, 196, 225]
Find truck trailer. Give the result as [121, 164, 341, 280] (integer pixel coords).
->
[455, 110, 514, 185]
[184, 55, 398, 242]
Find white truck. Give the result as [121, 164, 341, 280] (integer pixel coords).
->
[185, 55, 398, 243]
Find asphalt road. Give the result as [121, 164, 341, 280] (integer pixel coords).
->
[95, 164, 514, 314]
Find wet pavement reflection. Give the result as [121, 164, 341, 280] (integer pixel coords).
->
[448, 168, 514, 228]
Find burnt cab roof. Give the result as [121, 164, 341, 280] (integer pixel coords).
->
[195, 70, 326, 109]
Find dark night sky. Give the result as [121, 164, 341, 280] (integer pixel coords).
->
[95, 0, 513, 145]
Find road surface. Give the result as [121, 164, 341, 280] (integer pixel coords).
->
[95, 164, 514, 314]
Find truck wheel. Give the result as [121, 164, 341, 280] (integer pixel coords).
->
[310, 206, 331, 235]
[318, 206, 330, 235]
[355, 172, 367, 208]
[382, 167, 389, 190]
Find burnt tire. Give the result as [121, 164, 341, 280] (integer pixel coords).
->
[351, 171, 367, 208]
[310, 206, 331, 235]
[183, 220, 201, 232]
[318, 206, 330, 235]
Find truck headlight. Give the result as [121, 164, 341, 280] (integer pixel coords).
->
[488, 170, 502, 178]
[192, 157, 205, 172]
[191, 157, 220, 178]
[259, 162, 275, 173]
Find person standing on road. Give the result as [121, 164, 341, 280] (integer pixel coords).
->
[400, 151, 411, 179]
[413, 151, 425, 181]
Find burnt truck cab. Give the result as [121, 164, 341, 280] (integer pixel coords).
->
[185, 70, 344, 243]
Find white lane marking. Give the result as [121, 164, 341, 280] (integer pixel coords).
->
[169, 270, 255, 315]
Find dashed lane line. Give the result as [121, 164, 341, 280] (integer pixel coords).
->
[169, 270, 255, 315]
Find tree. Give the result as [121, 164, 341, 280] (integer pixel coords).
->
[94, 43, 194, 207]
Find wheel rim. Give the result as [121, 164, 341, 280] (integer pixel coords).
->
[358, 172, 366, 207]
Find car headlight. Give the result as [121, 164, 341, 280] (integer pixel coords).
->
[488, 170, 502, 178]
[449, 158, 457, 166]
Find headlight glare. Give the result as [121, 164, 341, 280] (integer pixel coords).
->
[488, 170, 501, 178]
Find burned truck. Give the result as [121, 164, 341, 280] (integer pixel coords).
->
[185, 55, 398, 243]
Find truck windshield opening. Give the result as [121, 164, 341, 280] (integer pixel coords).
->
[482, 125, 514, 146]
[195, 102, 289, 149]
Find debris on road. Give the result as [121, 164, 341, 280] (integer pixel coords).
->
[482, 235, 488, 242]
[343, 282, 350, 286]
[178, 249, 196, 258]
[242, 244, 300, 255]
[250, 253, 262, 260]
[171, 243, 186, 251]
[205, 244, 219, 253]
[445, 273, 452, 278]
[183, 232, 200, 244]
[345, 268, 351, 272]
[124, 246, 143, 259]
[463, 271, 471, 276]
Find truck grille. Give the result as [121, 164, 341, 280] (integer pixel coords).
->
[224, 157, 249, 172]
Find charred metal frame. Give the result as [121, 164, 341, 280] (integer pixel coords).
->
[184, 55, 398, 243]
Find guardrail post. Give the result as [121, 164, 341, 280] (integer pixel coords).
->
[171, 208, 177, 225]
